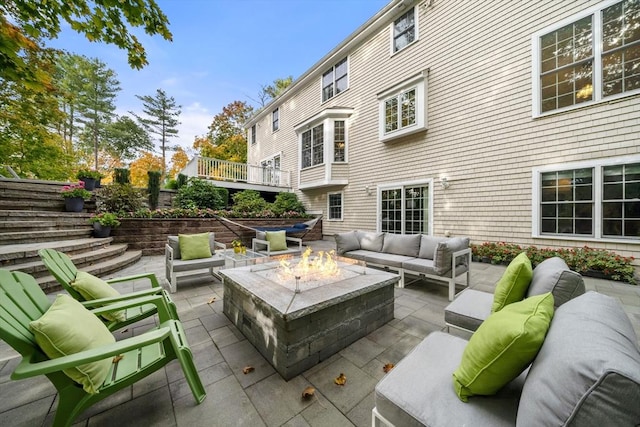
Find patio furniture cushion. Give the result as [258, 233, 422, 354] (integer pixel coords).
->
[179, 232, 212, 261]
[357, 231, 384, 252]
[335, 231, 360, 255]
[364, 252, 414, 269]
[444, 289, 493, 332]
[516, 292, 640, 426]
[418, 235, 448, 259]
[266, 230, 287, 251]
[70, 271, 126, 322]
[434, 237, 470, 275]
[401, 258, 438, 276]
[453, 292, 554, 402]
[375, 332, 523, 427]
[526, 257, 585, 307]
[491, 252, 532, 312]
[382, 233, 421, 257]
[29, 294, 115, 394]
[339, 249, 370, 261]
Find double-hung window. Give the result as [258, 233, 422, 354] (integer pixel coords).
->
[380, 183, 431, 235]
[334, 120, 346, 162]
[393, 7, 417, 53]
[322, 58, 348, 102]
[272, 108, 279, 132]
[250, 125, 256, 145]
[534, 155, 640, 240]
[377, 71, 428, 142]
[328, 193, 343, 221]
[533, 0, 640, 116]
[301, 124, 324, 169]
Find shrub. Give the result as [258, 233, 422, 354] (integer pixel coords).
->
[271, 192, 305, 215]
[60, 182, 92, 200]
[95, 183, 146, 214]
[231, 190, 268, 214]
[173, 178, 225, 209]
[114, 168, 130, 184]
[147, 170, 161, 210]
[88, 212, 121, 227]
[176, 173, 188, 189]
[164, 179, 178, 189]
[76, 169, 102, 180]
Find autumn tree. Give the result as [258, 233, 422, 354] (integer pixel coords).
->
[168, 147, 189, 179]
[197, 101, 253, 163]
[0, 0, 172, 91]
[129, 152, 163, 188]
[132, 89, 181, 176]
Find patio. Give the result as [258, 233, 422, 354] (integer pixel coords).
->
[1, 239, 639, 427]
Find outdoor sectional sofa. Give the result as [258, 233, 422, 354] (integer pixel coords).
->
[335, 231, 471, 300]
[372, 291, 640, 426]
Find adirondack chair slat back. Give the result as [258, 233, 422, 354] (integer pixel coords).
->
[38, 248, 82, 301]
[0, 269, 51, 356]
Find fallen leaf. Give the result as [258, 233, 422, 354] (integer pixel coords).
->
[383, 363, 394, 373]
[334, 373, 347, 386]
[207, 297, 216, 304]
[301, 386, 315, 399]
[243, 366, 255, 374]
[112, 354, 124, 363]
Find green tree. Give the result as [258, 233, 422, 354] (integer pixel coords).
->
[0, 0, 172, 91]
[196, 101, 253, 163]
[103, 115, 153, 161]
[260, 76, 293, 106]
[132, 89, 181, 176]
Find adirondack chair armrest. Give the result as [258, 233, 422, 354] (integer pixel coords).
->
[105, 272, 161, 288]
[80, 287, 165, 307]
[88, 295, 172, 322]
[12, 327, 172, 379]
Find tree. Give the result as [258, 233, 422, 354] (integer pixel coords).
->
[0, 0, 172, 91]
[197, 101, 253, 163]
[129, 151, 163, 187]
[132, 89, 181, 176]
[102, 115, 153, 161]
[168, 147, 189, 179]
[257, 76, 294, 107]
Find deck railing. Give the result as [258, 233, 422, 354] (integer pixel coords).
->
[180, 156, 291, 188]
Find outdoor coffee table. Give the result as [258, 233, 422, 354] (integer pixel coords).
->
[221, 248, 267, 268]
[221, 257, 399, 380]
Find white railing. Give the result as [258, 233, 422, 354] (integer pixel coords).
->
[180, 156, 291, 188]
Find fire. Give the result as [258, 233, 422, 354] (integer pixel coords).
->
[279, 247, 340, 279]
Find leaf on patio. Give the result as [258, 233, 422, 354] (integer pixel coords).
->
[112, 354, 124, 363]
[383, 363, 394, 373]
[334, 373, 347, 386]
[242, 366, 255, 374]
[301, 386, 315, 399]
[207, 297, 216, 304]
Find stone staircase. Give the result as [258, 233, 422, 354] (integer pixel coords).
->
[0, 178, 142, 292]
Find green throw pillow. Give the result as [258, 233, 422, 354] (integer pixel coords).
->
[71, 271, 126, 322]
[266, 230, 287, 251]
[491, 252, 533, 312]
[452, 292, 554, 402]
[179, 232, 212, 260]
[29, 294, 116, 394]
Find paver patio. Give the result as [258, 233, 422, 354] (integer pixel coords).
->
[0, 240, 638, 427]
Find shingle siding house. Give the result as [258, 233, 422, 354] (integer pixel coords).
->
[244, 0, 640, 261]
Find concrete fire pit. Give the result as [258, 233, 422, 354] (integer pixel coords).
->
[221, 258, 398, 380]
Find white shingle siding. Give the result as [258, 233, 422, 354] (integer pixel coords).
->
[246, 0, 640, 260]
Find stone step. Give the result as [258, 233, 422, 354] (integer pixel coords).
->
[4, 243, 130, 278]
[37, 250, 144, 293]
[0, 228, 93, 245]
[0, 237, 113, 265]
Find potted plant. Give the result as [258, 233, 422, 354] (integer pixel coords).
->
[76, 169, 102, 191]
[231, 239, 246, 254]
[88, 212, 121, 238]
[60, 182, 92, 212]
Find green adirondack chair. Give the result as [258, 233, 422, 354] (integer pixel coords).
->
[0, 269, 206, 427]
[38, 248, 178, 331]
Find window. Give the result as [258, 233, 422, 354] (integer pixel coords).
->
[322, 57, 348, 102]
[393, 7, 416, 53]
[380, 183, 430, 234]
[534, 156, 640, 241]
[334, 120, 346, 162]
[377, 71, 428, 142]
[533, 0, 640, 116]
[250, 125, 256, 145]
[261, 155, 281, 186]
[301, 124, 324, 169]
[272, 108, 279, 132]
[328, 193, 343, 220]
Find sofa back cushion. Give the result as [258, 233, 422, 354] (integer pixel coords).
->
[516, 292, 640, 426]
[335, 231, 361, 255]
[418, 235, 447, 259]
[382, 233, 421, 257]
[526, 257, 585, 308]
[357, 231, 385, 252]
[433, 237, 470, 275]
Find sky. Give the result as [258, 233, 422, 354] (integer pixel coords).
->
[47, 0, 390, 154]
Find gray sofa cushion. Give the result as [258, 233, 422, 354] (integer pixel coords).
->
[334, 231, 360, 255]
[339, 249, 370, 261]
[375, 332, 522, 427]
[526, 257, 585, 307]
[365, 252, 414, 269]
[418, 235, 447, 259]
[401, 258, 438, 276]
[444, 289, 493, 332]
[516, 292, 640, 426]
[357, 231, 384, 252]
[382, 233, 421, 257]
[434, 237, 470, 275]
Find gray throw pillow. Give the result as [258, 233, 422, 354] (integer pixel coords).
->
[357, 231, 384, 252]
[168, 236, 181, 259]
[526, 257, 585, 308]
[334, 231, 360, 255]
[434, 237, 470, 275]
[418, 235, 447, 259]
[382, 233, 421, 257]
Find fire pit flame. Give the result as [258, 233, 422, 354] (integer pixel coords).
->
[279, 247, 340, 281]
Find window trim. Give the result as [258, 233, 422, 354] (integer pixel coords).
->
[250, 125, 256, 145]
[327, 192, 344, 221]
[272, 108, 279, 132]
[377, 71, 428, 142]
[532, 0, 640, 117]
[376, 179, 434, 235]
[321, 57, 349, 103]
[532, 153, 640, 243]
[295, 108, 353, 172]
[391, 6, 418, 55]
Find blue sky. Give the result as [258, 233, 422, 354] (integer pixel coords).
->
[47, 0, 390, 153]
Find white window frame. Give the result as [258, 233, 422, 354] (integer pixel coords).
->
[391, 6, 418, 54]
[327, 192, 344, 221]
[532, 0, 640, 117]
[377, 71, 428, 142]
[376, 179, 433, 235]
[272, 108, 279, 132]
[333, 120, 347, 163]
[532, 153, 640, 243]
[250, 125, 256, 145]
[321, 57, 349, 103]
[260, 153, 281, 186]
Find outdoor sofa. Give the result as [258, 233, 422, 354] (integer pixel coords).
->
[335, 231, 471, 300]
